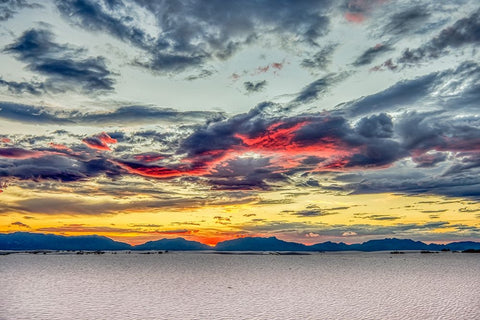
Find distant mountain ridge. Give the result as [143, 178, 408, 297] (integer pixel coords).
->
[0, 232, 131, 251]
[1, 232, 480, 252]
[134, 237, 210, 251]
[215, 236, 307, 251]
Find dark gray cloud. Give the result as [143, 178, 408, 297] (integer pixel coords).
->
[345, 72, 438, 117]
[56, 0, 333, 73]
[347, 61, 480, 117]
[243, 80, 267, 94]
[0, 0, 40, 21]
[0, 153, 123, 182]
[10, 221, 30, 228]
[398, 9, 480, 64]
[80, 105, 225, 125]
[184, 69, 215, 81]
[301, 44, 337, 70]
[383, 6, 431, 35]
[338, 167, 480, 199]
[0, 77, 45, 95]
[292, 72, 349, 105]
[0, 101, 224, 125]
[207, 157, 284, 191]
[0, 102, 73, 124]
[356, 113, 393, 138]
[291, 204, 341, 217]
[4, 28, 115, 93]
[395, 112, 446, 151]
[355, 213, 401, 221]
[353, 44, 393, 66]
[412, 152, 448, 168]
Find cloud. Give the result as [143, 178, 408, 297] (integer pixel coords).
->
[207, 157, 282, 191]
[301, 44, 337, 71]
[0, 102, 224, 125]
[56, 0, 333, 73]
[243, 220, 467, 241]
[35, 224, 194, 235]
[343, 0, 386, 23]
[184, 69, 215, 81]
[292, 207, 326, 217]
[292, 72, 349, 105]
[0, 147, 48, 159]
[4, 28, 115, 93]
[0, 0, 40, 21]
[0, 102, 72, 124]
[398, 9, 480, 65]
[2, 66, 480, 199]
[2, 194, 210, 216]
[213, 216, 231, 225]
[345, 71, 439, 116]
[412, 151, 447, 168]
[0, 77, 45, 95]
[355, 113, 393, 138]
[10, 221, 30, 228]
[353, 43, 393, 66]
[382, 6, 431, 35]
[0, 154, 122, 182]
[243, 80, 267, 94]
[291, 204, 344, 217]
[306, 232, 320, 238]
[82, 132, 117, 151]
[355, 213, 401, 221]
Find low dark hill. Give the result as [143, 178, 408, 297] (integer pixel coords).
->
[310, 241, 350, 251]
[214, 236, 308, 251]
[349, 238, 433, 251]
[133, 237, 210, 251]
[0, 232, 131, 250]
[445, 241, 480, 251]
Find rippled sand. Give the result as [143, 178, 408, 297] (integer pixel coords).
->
[1, 252, 479, 319]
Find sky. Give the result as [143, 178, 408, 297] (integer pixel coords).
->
[1, 0, 480, 246]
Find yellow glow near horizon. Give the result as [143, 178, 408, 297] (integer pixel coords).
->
[2, 184, 479, 245]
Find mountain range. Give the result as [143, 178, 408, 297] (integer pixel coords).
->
[1, 232, 480, 252]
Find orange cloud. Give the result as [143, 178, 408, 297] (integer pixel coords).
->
[82, 132, 117, 151]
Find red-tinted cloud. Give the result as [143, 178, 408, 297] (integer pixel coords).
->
[1, 138, 11, 143]
[114, 161, 207, 179]
[253, 61, 285, 75]
[256, 65, 269, 73]
[232, 61, 286, 80]
[370, 59, 398, 72]
[0, 147, 47, 159]
[117, 117, 363, 181]
[49, 143, 73, 152]
[345, 12, 365, 23]
[272, 62, 283, 70]
[234, 120, 353, 167]
[345, 0, 387, 23]
[83, 132, 117, 151]
[133, 153, 164, 162]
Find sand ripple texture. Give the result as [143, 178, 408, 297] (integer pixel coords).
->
[1, 252, 479, 319]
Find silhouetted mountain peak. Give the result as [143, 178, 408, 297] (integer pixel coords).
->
[0, 232, 131, 250]
[214, 236, 308, 251]
[133, 237, 210, 250]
